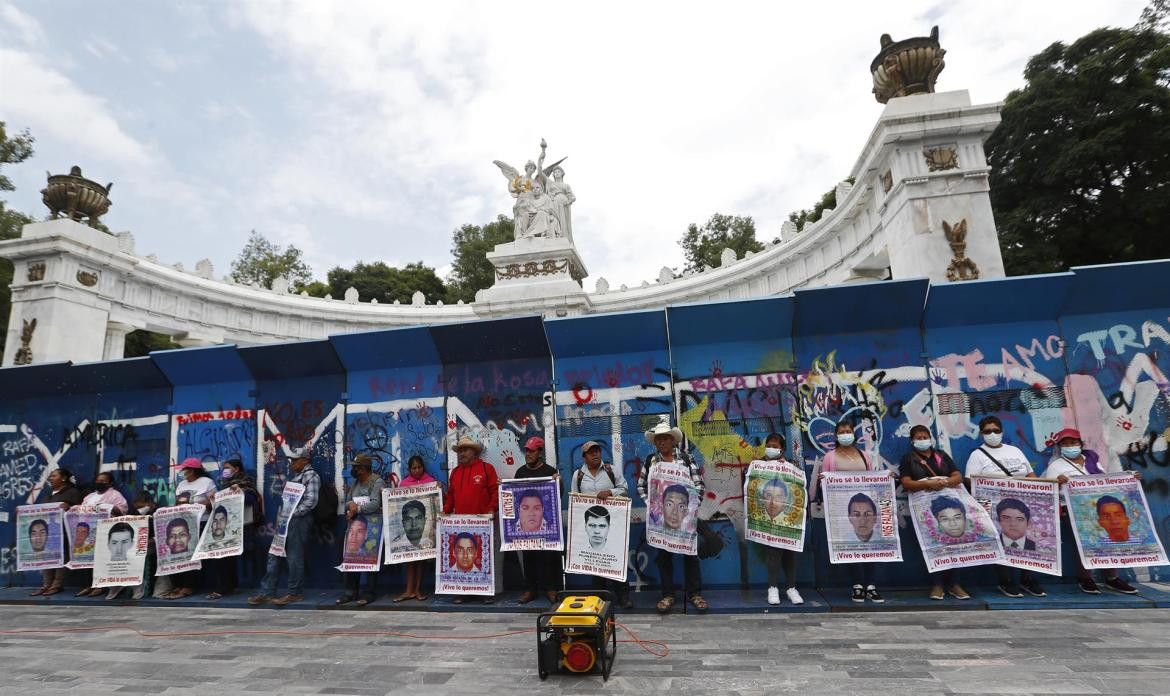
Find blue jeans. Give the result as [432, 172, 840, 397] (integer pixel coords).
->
[261, 514, 310, 596]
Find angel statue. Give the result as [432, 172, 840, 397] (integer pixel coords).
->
[493, 138, 567, 239]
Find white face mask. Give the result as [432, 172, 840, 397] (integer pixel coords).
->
[137, 506, 152, 515]
[836, 433, 855, 447]
[982, 432, 1003, 447]
[764, 447, 783, 460]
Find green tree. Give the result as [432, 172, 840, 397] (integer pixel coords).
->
[325, 261, 446, 304]
[123, 330, 180, 358]
[986, 24, 1170, 275]
[786, 177, 856, 235]
[679, 214, 764, 273]
[0, 122, 37, 358]
[446, 215, 514, 303]
[229, 230, 314, 289]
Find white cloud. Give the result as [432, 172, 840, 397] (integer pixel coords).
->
[0, 1, 43, 46]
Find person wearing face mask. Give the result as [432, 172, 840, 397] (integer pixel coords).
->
[815, 420, 888, 603]
[205, 456, 262, 601]
[74, 472, 130, 597]
[962, 416, 1044, 598]
[336, 454, 383, 607]
[1044, 428, 1140, 595]
[746, 433, 805, 606]
[899, 424, 969, 601]
[29, 468, 83, 597]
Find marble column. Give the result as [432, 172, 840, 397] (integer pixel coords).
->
[102, 321, 136, 360]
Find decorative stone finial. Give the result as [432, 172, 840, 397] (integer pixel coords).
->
[835, 180, 854, 202]
[195, 259, 215, 279]
[344, 286, 359, 304]
[370, 298, 378, 305]
[115, 231, 135, 254]
[271, 275, 289, 294]
[720, 248, 737, 267]
[595, 277, 609, 293]
[658, 267, 674, 284]
[172, 262, 185, 272]
[41, 165, 113, 228]
[411, 291, 425, 306]
[871, 26, 946, 104]
[780, 220, 797, 241]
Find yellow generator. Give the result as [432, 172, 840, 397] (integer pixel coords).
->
[537, 591, 616, 681]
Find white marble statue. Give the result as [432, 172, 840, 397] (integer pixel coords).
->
[547, 166, 575, 243]
[493, 139, 568, 239]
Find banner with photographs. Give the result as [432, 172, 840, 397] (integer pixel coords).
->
[193, 489, 245, 560]
[565, 493, 631, 581]
[743, 460, 807, 551]
[435, 514, 495, 596]
[92, 515, 150, 588]
[153, 504, 204, 576]
[338, 512, 384, 572]
[971, 476, 1062, 576]
[498, 477, 563, 552]
[908, 487, 1005, 573]
[646, 462, 701, 555]
[822, 472, 902, 564]
[16, 503, 66, 571]
[1065, 472, 1168, 569]
[383, 483, 442, 564]
[65, 504, 113, 569]
[269, 481, 305, 557]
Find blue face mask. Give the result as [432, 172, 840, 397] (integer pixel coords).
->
[764, 447, 783, 460]
[913, 439, 933, 451]
[1060, 446, 1082, 459]
[836, 433, 855, 447]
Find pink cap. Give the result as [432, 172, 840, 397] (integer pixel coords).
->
[178, 457, 204, 470]
[523, 436, 545, 451]
[1053, 428, 1083, 444]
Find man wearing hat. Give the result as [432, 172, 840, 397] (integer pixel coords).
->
[250, 447, 320, 606]
[514, 436, 563, 604]
[571, 440, 633, 608]
[637, 418, 708, 613]
[444, 435, 500, 603]
[336, 453, 384, 606]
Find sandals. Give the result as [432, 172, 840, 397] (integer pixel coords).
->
[206, 592, 225, 601]
[75, 587, 94, 597]
[391, 593, 412, 603]
[414, 592, 428, 601]
[355, 596, 373, 607]
[29, 587, 49, 596]
[335, 594, 356, 605]
[690, 595, 709, 612]
[166, 587, 194, 600]
[42, 587, 63, 597]
[656, 596, 675, 614]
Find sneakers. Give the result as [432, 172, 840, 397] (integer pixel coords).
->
[929, 585, 945, 600]
[272, 593, 304, 606]
[997, 583, 1024, 598]
[864, 586, 883, 603]
[247, 594, 272, 605]
[1078, 578, 1101, 594]
[948, 585, 971, 600]
[767, 586, 781, 605]
[1104, 577, 1138, 594]
[850, 584, 865, 603]
[1021, 580, 1046, 597]
[786, 587, 804, 605]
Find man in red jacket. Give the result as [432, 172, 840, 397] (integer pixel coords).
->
[444, 435, 499, 603]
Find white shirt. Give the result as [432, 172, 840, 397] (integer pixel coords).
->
[1044, 455, 1122, 494]
[571, 463, 628, 498]
[176, 476, 217, 522]
[965, 444, 1033, 478]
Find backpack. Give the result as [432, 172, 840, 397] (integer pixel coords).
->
[696, 519, 724, 559]
[576, 464, 618, 492]
[312, 472, 339, 525]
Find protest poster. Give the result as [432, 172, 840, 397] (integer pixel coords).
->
[822, 472, 902, 564]
[435, 514, 494, 596]
[338, 511, 384, 572]
[92, 515, 150, 588]
[1064, 472, 1168, 569]
[565, 493, 631, 581]
[646, 462, 701, 555]
[269, 480, 305, 557]
[743, 460, 807, 551]
[193, 489, 245, 560]
[498, 477, 563, 552]
[383, 483, 442, 564]
[908, 486, 1005, 572]
[65, 504, 113, 569]
[971, 476, 1062, 576]
[153, 504, 204, 576]
[16, 503, 66, 571]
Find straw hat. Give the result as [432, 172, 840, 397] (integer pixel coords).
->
[451, 435, 484, 454]
[644, 417, 683, 445]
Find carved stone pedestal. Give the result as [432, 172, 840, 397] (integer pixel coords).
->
[475, 237, 591, 318]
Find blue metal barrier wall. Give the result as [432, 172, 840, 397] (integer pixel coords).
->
[2, 261, 1168, 590]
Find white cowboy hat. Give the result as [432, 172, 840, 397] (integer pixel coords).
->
[644, 417, 683, 445]
[450, 435, 484, 454]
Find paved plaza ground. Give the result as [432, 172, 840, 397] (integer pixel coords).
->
[0, 604, 1166, 695]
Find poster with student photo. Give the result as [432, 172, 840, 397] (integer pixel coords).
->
[743, 459, 807, 551]
[16, 503, 66, 572]
[498, 477, 563, 552]
[435, 514, 494, 596]
[908, 486, 1005, 573]
[1065, 472, 1168, 569]
[65, 504, 113, 569]
[383, 483, 442, 564]
[92, 515, 150, 588]
[153, 505, 204, 576]
[565, 493, 631, 581]
[646, 462, 700, 555]
[338, 514, 384, 572]
[269, 481, 305, 557]
[193, 489, 245, 561]
[972, 476, 1061, 576]
[822, 472, 902, 564]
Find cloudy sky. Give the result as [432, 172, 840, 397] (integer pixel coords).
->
[0, 1, 1149, 288]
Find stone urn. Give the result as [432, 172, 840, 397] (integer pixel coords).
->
[41, 166, 113, 227]
[871, 26, 946, 104]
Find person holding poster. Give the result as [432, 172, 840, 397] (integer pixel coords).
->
[389, 455, 441, 602]
[249, 447, 319, 606]
[511, 437, 564, 605]
[964, 416, 1050, 598]
[29, 468, 82, 597]
[336, 454, 384, 606]
[17, 504, 66, 577]
[1045, 428, 1142, 594]
[1064, 471, 1167, 577]
[435, 514, 495, 597]
[92, 516, 150, 589]
[817, 420, 892, 603]
[201, 456, 257, 601]
[153, 504, 204, 590]
[744, 432, 807, 606]
[638, 417, 708, 613]
[444, 436, 499, 604]
[900, 425, 974, 600]
[570, 440, 632, 608]
[66, 505, 113, 596]
[971, 476, 1061, 590]
[73, 471, 128, 597]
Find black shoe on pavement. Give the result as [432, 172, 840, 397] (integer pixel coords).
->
[850, 584, 865, 603]
[1021, 580, 1047, 597]
[864, 586, 884, 603]
[1104, 577, 1138, 594]
[1078, 578, 1101, 594]
[997, 583, 1024, 598]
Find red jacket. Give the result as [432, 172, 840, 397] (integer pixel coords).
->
[443, 458, 499, 515]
